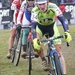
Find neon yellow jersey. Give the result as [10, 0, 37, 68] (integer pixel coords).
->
[31, 3, 62, 26]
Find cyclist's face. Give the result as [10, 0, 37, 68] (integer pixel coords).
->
[37, 2, 47, 12]
[27, 1, 34, 6]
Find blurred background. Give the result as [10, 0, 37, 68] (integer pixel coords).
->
[0, 0, 75, 30]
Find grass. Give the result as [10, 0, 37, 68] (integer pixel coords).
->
[0, 25, 75, 75]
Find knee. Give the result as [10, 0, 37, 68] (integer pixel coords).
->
[10, 29, 16, 38]
[10, 33, 15, 39]
[55, 45, 62, 54]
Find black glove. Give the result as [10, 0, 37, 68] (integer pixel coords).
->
[16, 24, 22, 32]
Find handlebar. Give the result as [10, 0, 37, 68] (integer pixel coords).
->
[38, 35, 69, 47]
[39, 35, 63, 42]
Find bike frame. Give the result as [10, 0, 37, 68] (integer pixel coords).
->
[22, 26, 33, 41]
[22, 26, 34, 75]
[48, 40, 63, 75]
[22, 26, 34, 57]
[11, 30, 21, 64]
[39, 35, 64, 75]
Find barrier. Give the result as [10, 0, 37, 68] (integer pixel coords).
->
[58, 3, 75, 19]
[0, 3, 75, 29]
[0, 7, 11, 25]
[58, 3, 75, 25]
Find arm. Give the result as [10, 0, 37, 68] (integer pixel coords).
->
[52, 3, 72, 43]
[17, 10, 23, 24]
[57, 15, 69, 31]
[50, 3, 69, 31]
[31, 7, 38, 39]
[57, 15, 72, 43]
[17, 1, 26, 24]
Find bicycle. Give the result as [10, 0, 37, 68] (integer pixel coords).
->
[11, 29, 22, 66]
[22, 26, 35, 75]
[38, 33, 69, 75]
[11, 25, 35, 75]
[13, 30, 22, 66]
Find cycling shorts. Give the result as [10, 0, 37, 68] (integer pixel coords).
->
[36, 22, 61, 45]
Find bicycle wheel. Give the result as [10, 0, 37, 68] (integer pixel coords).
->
[11, 35, 19, 63]
[14, 32, 22, 66]
[11, 46, 15, 63]
[53, 52, 63, 75]
[47, 55, 55, 75]
[27, 41, 33, 75]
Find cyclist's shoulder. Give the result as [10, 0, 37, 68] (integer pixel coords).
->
[48, 2, 62, 14]
[20, 0, 26, 11]
[21, 0, 26, 6]
[48, 2, 59, 9]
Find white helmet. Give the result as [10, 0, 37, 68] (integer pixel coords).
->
[36, 0, 48, 4]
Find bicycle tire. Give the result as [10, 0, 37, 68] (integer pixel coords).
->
[14, 32, 22, 66]
[29, 44, 32, 75]
[47, 53, 55, 75]
[27, 41, 33, 75]
[53, 52, 63, 75]
[11, 46, 16, 63]
[11, 36, 19, 63]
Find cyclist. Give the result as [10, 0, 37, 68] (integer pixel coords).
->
[7, 0, 24, 59]
[17, 0, 37, 58]
[31, 0, 72, 73]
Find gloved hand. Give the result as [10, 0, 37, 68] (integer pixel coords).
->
[33, 38, 41, 50]
[16, 24, 22, 32]
[64, 31, 72, 43]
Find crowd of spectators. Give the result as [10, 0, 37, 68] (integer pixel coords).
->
[0, 0, 75, 8]
[0, 0, 11, 8]
[50, 0, 75, 5]
[61, 0, 75, 3]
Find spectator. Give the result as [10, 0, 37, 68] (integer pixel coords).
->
[0, 1, 2, 8]
[63, 0, 73, 3]
[49, 0, 74, 4]
[9, 0, 14, 22]
[0, 0, 10, 8]
[9, 0, 14, 3]
[57, 0, 61, 4]
[68, 0, 73, 2]
[49, 0, 62, 5]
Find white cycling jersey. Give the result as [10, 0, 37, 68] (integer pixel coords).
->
[17, 0, 35, 27]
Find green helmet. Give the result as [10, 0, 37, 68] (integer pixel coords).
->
[36, 0, 48, 4]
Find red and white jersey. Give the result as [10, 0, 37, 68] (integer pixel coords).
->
[11, 0, 22, 24]
[11, 0, 21, 11]
[17, 0, 26, 24]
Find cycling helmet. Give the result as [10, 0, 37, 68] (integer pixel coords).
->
[36, 0, 48, 4]
[27, 0, 34, 1]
